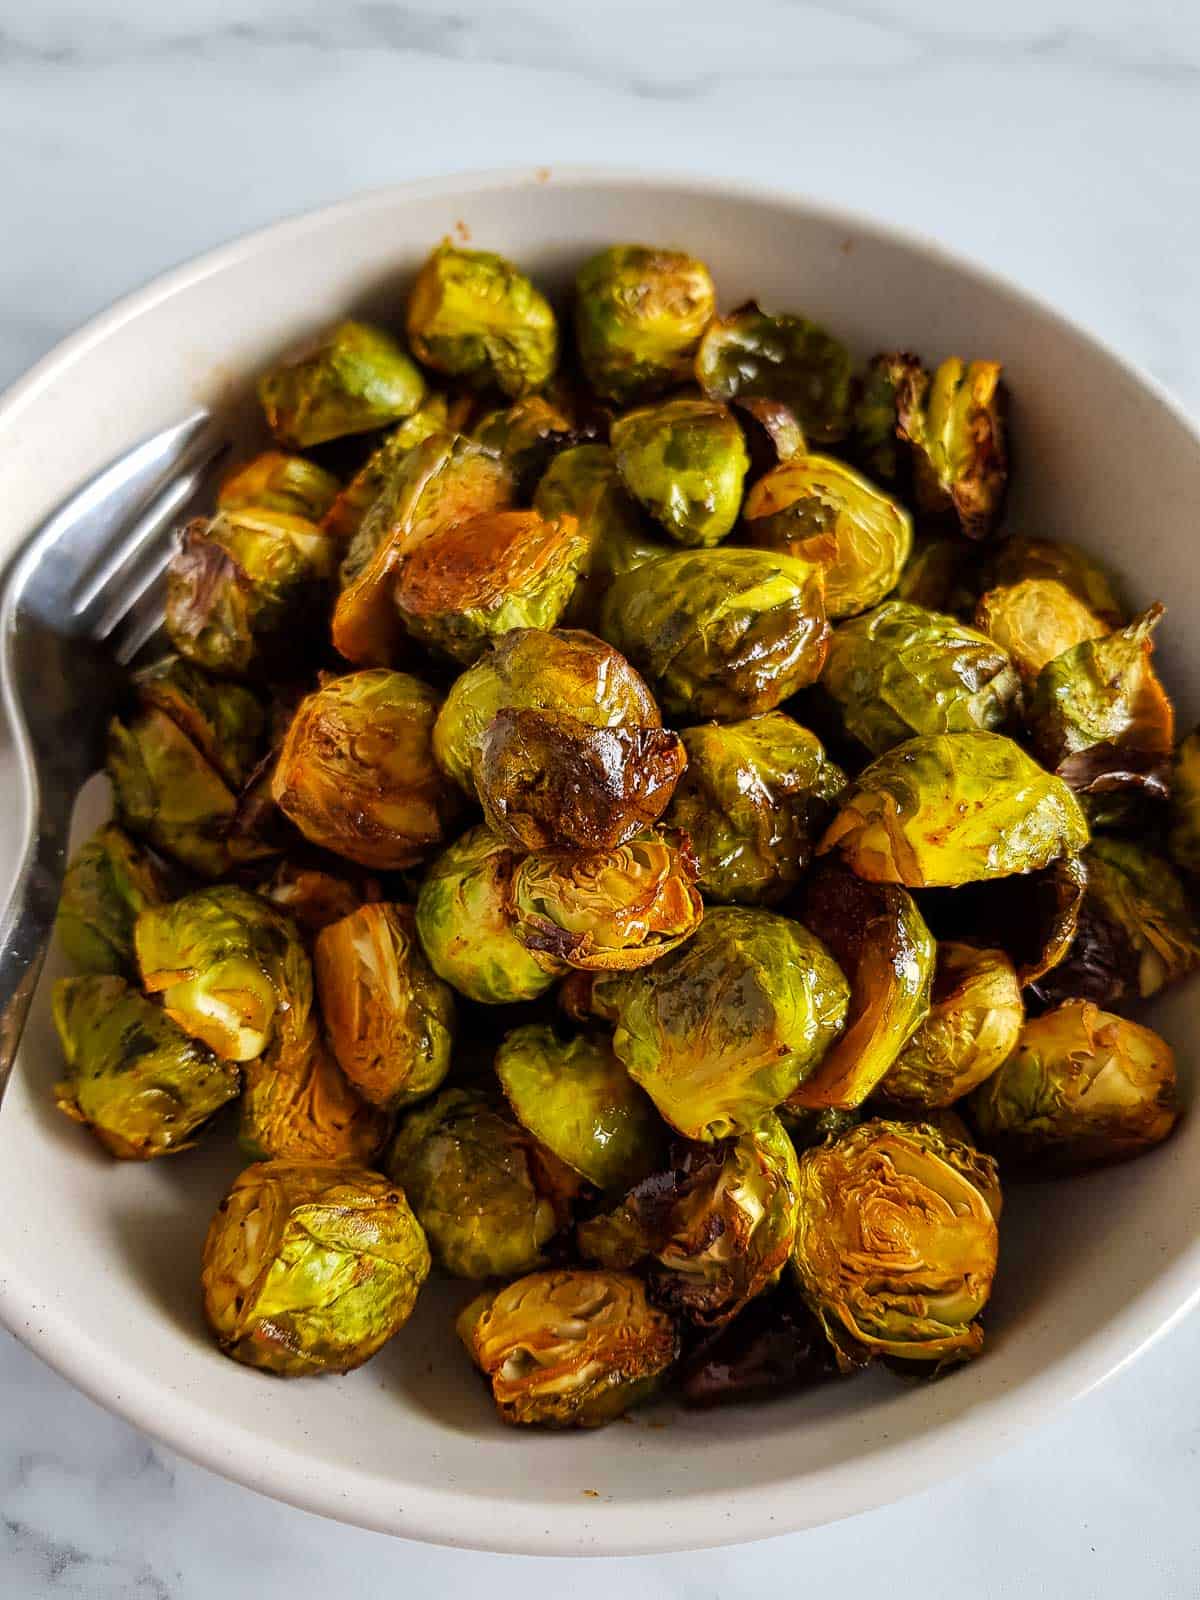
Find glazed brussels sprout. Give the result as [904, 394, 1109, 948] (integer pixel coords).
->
[511, 831, 703, 972]
[238, 1032, 389, 1164]
[574, 244, 715, 404]
[55, 824, 167, 976]
[970, 1001, 1178, 1171]
[986, 535, 1125, 627]
[320, 397, 452, 541]
[474, 393, 576, 490]
[314, 903, 455, 1110]
[406, 244, 558, 397]
[880, 943, 1024, 1109]
[974, 578, 1109, 686]
[599, 547, 830, 720]
[1169, 727, 1200, 877]
[106, 708, 240, 879]
[742, 456, 912, 618]
[578, 1113, 800, 1328]
[663, 713, 845, 905]
[594, 906, 850, 1142]
[258, 320, 426, 448]
[458, 1268, 678, 1428]
[851, 352, 923, 484]
[52, 975, 239, 1158]
[257, 859, 380, 938]
[133, 654, 266, 789]
[218, 451, 341, 522]
[201, 1160, 430, 1375]
[920, 853, 1088, 988]
[415, 826, 562, 1004]
[495, 1024, 662, 1191]
[788, 863, 934, 1110]
[695, 303, 853, 446]
[271, 670, 453, 870]
[791, 1119, 1000, 1368]
[893, 535, 977, 618]
[609, 397, 748, 547]
[820, 732, 1089, 887]
[388, 1087, 579, 1278]
[680, 1288, 835, 1408]
[895, 356, 1007, 539]
[821, 601, 1021, 756]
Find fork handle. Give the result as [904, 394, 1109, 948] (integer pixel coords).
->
[0, 834, 65, 1105]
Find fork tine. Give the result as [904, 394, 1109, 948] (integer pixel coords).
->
[112, 591, 168, 667]
[91, 540, 177, 642]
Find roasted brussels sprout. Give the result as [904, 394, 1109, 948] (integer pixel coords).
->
[788, 863, 934, 1109]
[258, 320, 426, 448]
[52, 975, 239, 1158]
[880, 944, 1024, 1109]
[495, 1024, 662, 1190]
[239, 1031, 389, 1164]
[742, 456, 912, 618]
[1169, 727, 1200, 878]
[320, 398, 452, 542]
[974, 578, 1109, 686]
[578, 1113, 800, 1328]
[695, 303, 852, 446]
[919, 853, 1088, 987]
[663, 713, 845, 905]
[574, 245, 715, 404]
[257, 859, 380, 937]
[599, 547, 830, 720]
[893, 535, 977, 618]
[133, 654, 266, 789]
[201, 1160, 430, 1375]
[609, 397, 748, 548]
[271, 669, 453, 869]
[680, 1288, 835, 1407]
[55, 824, 167, 976]
[986, 535, 1125, 628]
[791, 1119, 1000, 1368]
[415, 826, 563, 1004]
[388, 1087, 579, 1278]
[106, 708, 240, 879]
[851, 352, 923, 484]
[895, 357, 1007, 539]
[820, 732, 1089, 887]
[459, 1268, 678, 1427]
[594, 906, 850, 1141]
[406, 244, 558, 397]
[474, 393, 576, 490]
[218, 451, 341, 522]
[970, 1001, 1178, 1171]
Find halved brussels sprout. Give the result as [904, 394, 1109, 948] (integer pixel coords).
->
[201, 1160, 430, 1375]
[969, 1001, 1178, 1171]
[822, 601, 1020, 756]
[52, 975, 239, 1158]
[511, 831, 703, 972]
[578, 1112, 800, 1328]
[218, 451, 341, 522]
[788, 863, 934, 1110]
[594, 905, 850, 1142]
[314, 903, 455, 1111]
[851, 352, 923, 484]
[271, 670, 453, 870]
[974, 578, 1109, 685]
[986, 535, 1125, 627]
[474, 393, 576, 490]
[819, 732, 1089, 887]
[1169, 727, 1200, 878]
[574, 244, 715, 404]
[742, 456, 912, 618]
[791, 1119, 1000, 1368]
[599, 547, 830, 720]
[388, 1087, 579, 1278]
[239, 1031, 389, 1164]
[919, 853, 1088, 987]
[680, 1288, 835, 1408]
[258, 320, 426, 448]
[609, 397, 748, 547]
[895, 357, 1007, 539]
[394, 508, 592, 664]
[415, 825, 562, 1004]
[880, 944, 1024, 1109]
[257, 859, 380, 938]
[495, 1024, 663, 1191]
[406, 244, 558, 397]
[695, 303, 853, 446]
[662, 712, 845, 905]
[133, 654, 266, 788]
[320, 398, 452, 542]
[458, 1268, 678, 1428]
[55, 824, 167, 976]
[893, 535, 978, 618]
[106, 707, 239, 879]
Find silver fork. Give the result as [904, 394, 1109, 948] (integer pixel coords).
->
[0, 413, 228, 1103]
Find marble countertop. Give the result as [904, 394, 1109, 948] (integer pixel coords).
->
[3, 1, 1200, 1593]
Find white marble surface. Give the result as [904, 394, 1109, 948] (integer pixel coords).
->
[2, 0, 1200, 1593]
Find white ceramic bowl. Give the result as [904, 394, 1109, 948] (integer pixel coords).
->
[2, 169, 1199, 1557]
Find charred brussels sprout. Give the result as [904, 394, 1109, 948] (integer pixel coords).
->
[407, 244, 558, 397]
[578, 1113, 800, 1328]
[257, 859, 380, 938]
[610, 397, 748, 547]
[201, 1160, 430, 1375]
[742, 456, 912, 618]
[695, 303, 853, 446]
[680, 1289, 835, 1407]
[594, 906, 850, 1142]
[458, 1268, 678, 1427]
[219, 452, 340, 522]
[133, 654, 265, 789]
[970, 1001, 1178, 1171]
[55, 824, 167, 976]
[52, 975, 239, 1158]
[986, 535, 1125, 627]
[106, 707, 240, 879]
[495, 1024, 662, 1191]
[271, 670, 453, 870]
[1169, 728, 1200, 878]
[881, 944, 1024, 1109]
[314, 903, 455, 1110]
[600, 547, 830, 720]
[474, 393, 576, 490]
[258, 320, 426, 448]
[239, 1032, 388, 1164]
[895, 357, 1008, 539]
[974, 578, 1109, 686]
[320, 398, 451, 542]
[791, 1119, 1000, 1368]
[574, 244, 715, 404]
[820, 732, 1089, 887]
[663, 712, 845, 905]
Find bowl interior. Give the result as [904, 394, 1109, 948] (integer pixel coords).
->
[2, 171, 1199, 1555]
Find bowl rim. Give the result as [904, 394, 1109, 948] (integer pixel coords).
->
[3, 164, 1200, 1556]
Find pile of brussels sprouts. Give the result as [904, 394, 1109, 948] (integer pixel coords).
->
[49, 239, 1198, 1426]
